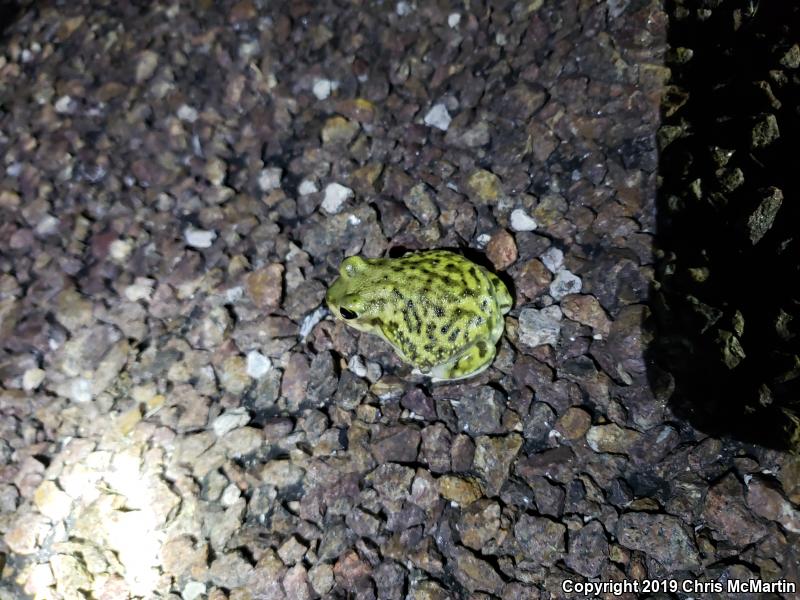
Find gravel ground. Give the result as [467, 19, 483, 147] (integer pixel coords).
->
[0, 0, 798, 599]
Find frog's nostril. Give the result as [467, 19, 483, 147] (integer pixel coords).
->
[339, 307, 358, 320]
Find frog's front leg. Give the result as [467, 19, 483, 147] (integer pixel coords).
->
[429, 339, 497, 382]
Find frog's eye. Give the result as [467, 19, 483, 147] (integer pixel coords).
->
[339, 307, 358, 320]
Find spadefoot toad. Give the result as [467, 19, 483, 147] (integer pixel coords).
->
[326, 250, 512, 381]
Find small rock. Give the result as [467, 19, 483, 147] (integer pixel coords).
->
[321, 182, 354, 214]
[245, 263, 284, 311]
[565, 520, 609, 578]
[586, 423, 642, 454]
[448, 12, 461, 27]
[22, 368, 45, 391]
[33, 480, 73, 521]
[298, 179, 319, 195]
[550, 269, 582, 300]
[424, 104, 452, 131]
[555, 407, 592, 440]
[213, 407, 250, 437]
[177, 104, 199, 123]
[779, 43, 800, 68]
[452, 386, 504, 435]
[258, 167, 283, 192]
[779, 455, 800, 504]
[135, 49, 159, 82]
[404, 183, 439, 225]
[473, 434, 522, 496]
[371, 426, 421, 463]
[124, 277, 155, 302]
[283, 564, 312, 600]
[278, 535, 308, 566]
[510, 208, 538, 232]
[183, 582, 207, 600]
[541, 247, 564, 273]
[246, 351, 272, 378]
[486, 229, 518, 270]
[704, 474, 768, 545]
[309, 563, 334, 595]
[312, 79, 333, 100]
[457, 500, 501, 550]
[260, 460, 305, 489]
[751, 113, 779, 148]
[518, 306, 562, 348]
[616, 513, 700, 571]
[218, 355, 251, 395]
[514, 259, 552, 300]
[54, 95, 75, 114]
[466, 169, 502, 204]
[514, 514, 565, 566]
[437, 475, 483, 505]
[321, 115, 359, 145]
[452, 547, 504, 594]
[184, 227, 216, 248]
[560, 294, 612, 336]
[746, 476, 800, 534]
[208, 551, 254, 589]
[366, 464, 415, 503]
[746, 186, 782, 244]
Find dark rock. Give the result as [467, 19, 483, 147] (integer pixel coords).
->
[616, 513, 700, 571]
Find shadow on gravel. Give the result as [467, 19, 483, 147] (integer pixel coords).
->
[649, 1, 799, 450]
[0, 1, 27, 37]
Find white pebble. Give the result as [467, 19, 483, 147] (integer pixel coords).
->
[220, 483, 241, 507]
[348, 355, 368, 378]
[300, 306, 327, 339]
[312, 78, 333, 100]
[424, 103, 452, 131]
[35, 215, 59, 236]
[298, 179, 319, 195]
[124, 277, 155, 302]
[54, 95, 75, 114]
[213, 408, 251, 437]
[69, 378, 92, 403]
[448, 13, 461, 28]
[396, 1, 412, 16]
[177, 104, 198, 123]
[258, 167, 283, 192]
[510, 208, 538, 232]
[541, 247, 564, 273]
[550, 269, 583, 300]
[225, 286, 244, 303]
[246, 351, 272, 379]
[476, 233, 492, 248]
[109, 239, 132, 262]
[184, 226, 216, 248]
[22, 368, 45, 391]
[321, 183, 353, 214]
[182, 582, 206, 600]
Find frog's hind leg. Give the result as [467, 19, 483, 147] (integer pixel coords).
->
[430, 339, 497, 382]
[486, 272, 513, 314]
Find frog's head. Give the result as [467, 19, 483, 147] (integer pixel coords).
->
[326, 256, 380, 333]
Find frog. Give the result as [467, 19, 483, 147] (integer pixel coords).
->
[325, 249, 512, 381]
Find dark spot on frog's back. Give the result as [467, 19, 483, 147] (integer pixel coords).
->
[433, 305, 445, 318]
[477, 340, 488, 358]
[448, 328, 460, 343]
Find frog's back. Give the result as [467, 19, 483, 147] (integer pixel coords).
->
[380, 250, 506, 371]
